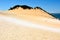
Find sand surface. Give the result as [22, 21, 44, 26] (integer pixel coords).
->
[0, 8, 60, 40]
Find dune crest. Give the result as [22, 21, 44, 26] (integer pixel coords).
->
[5, 5, 55, 18]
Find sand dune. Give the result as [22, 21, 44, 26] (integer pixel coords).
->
[0, 5, 60, 40]
[6, 8, 54, 18]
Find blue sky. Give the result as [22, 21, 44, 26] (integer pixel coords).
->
[0, 0, 60, 13]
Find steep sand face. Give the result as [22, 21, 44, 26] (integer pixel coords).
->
[5, 7, 54, 18]
[0, 8, 60, 40]
[3, 8, 60, 28]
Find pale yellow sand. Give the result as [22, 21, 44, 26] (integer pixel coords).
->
[0, 8, 60, 40]
[5, 8, 54, 18]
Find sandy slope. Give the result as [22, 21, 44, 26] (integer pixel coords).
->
[0, 8, 60, 40]
[6, 8, 54, 18]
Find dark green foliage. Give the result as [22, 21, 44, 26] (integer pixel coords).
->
[9, 5, 33, 10]
[34, 7, 43, 10]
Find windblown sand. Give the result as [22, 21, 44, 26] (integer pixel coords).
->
[0, 8, 60, 40]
